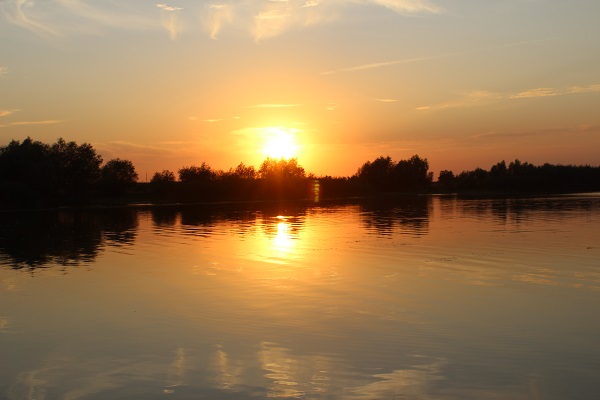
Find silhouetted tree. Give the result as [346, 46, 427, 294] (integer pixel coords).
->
[50, 138, 102, 197]
[99, 158, 138, 195]
[356, 156, 395, 190]
[490, 160, 508, 177]
[0, 138, 55, 206]
[437, 170, 455, 189]
[178, 163, 215, 183]
[229, 162, 257, 180]
[392, 155, 433, 190]
[258, 157, 305, 180]
[149, 170, 177, 198]
[151, 170, 176, 184]
[256, 158, 307, 200]
[356, 155, 432, 192]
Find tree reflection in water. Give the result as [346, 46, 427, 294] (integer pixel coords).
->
[0, 208, 138, 271]
[359, 196, 432, 237]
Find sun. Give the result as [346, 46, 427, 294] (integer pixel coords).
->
[262, 127, 299, 159]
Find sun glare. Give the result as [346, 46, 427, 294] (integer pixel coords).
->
[262, 127, 299, 159]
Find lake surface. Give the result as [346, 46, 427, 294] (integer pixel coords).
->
[1, 194, 599, 399]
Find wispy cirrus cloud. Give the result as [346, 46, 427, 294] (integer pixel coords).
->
[472, 123, 600, 141]
[205, 4, 233, 39]
[244, 103, 303, 108]
[0, 66, 7, 78]
[0, 0, 155, 37]
[509, 87, 559, 99]
[157, 3, 183, 12]
[416, 84, 600, 112]
[365, 0, 442, 15]
[157, 3, 184, 40]
[0, 109, 20, 117]
[0, 119, 64, 128]
[415, 90, 502, 111]
[1, 0, 442, 40]
[0, 0, 60, 36]
[510, 84, 600, 99]
[321, 54, 451, 75]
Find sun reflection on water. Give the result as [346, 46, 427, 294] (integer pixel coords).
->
[273, 216, 294, 253]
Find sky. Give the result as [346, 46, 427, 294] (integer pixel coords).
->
[1, 0, 599, 178]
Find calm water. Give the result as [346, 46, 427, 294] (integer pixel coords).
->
[1, 194, 599, 399]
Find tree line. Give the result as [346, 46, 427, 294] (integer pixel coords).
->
[1, 137, 599, 208]
[0, 137, 137, 207]
[437, 159, 600, 193]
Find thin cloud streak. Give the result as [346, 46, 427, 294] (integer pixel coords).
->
[157, 3, 184, 40]
[417, 84, 600, 111]
[0, 0, 60, 36]
[321, 54, 450, 75]
[1, 1, 442, 40]
[510, 88, 559, 99]
[365, 0, 442, 15]
[1, 0, 157, 37]
[205, 4, 233, 39]
[510, 84, 600, 99]
[244, 103, 303, 108]
[0, 120, 64, 128]
[471, 124, 600, 141]
[0, 109, 20, 117]
[157, 4, 183, 12]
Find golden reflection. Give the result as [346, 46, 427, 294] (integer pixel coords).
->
[259, 342, 335, 398]
[164, 347, 187, 394]
[209, 344, 243, 390]
[312, 179, 320, 203]
[273, 216, 294, 253]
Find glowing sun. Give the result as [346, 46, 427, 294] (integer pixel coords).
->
[262, 127, 299, 159]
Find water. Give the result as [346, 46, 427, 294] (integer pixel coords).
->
[1, 194, 599, 399]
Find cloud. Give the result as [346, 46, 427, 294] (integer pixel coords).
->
[0, 109, 19, 117]
[417, 83, 600, 112]
[0, 0, 60, 36]
[510, 84, 600, 99]
[321, 54, 448, 75]
[157, 3, 184, 39]
[245, 103, 302, 108]
[0, 119, 64, 128]
[363, 0, 442, 15]
[510, 87, 559, 99]
[471, 123, 600, 141]
[231, 125, 301, 140]
[205, 0, 443, 41]
[0, 0, 156, 37]
[566, 84, 600, 94]
[205, 4, 233, 39]
[157, 3, 183, 12]
[375, 98, 398, 103]
[302, 1, 320, 8]
[1, 0, 442, 40]
[254, 6, 293, 41]
[0, 66, 7, 78]
[416, 90, 502, 111]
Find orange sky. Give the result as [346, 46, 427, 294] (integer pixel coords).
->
[1, 1, 599, 178]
